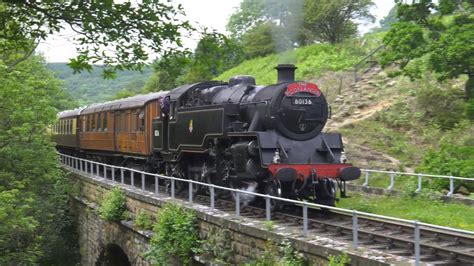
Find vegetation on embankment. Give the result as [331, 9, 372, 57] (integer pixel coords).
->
[215, 40, 377, 85]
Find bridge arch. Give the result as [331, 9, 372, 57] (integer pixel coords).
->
[96, 243, 131, 266]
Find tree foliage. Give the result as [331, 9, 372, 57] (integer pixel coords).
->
[241, 22, 278, 58]
[0, 56, 79, 264]
[227, 0, 374, 56]
[0, 0, 191, 77]
[302, 0, 375, 44]
[381, 0, 474, 99]
[143, 32, 244, 91]
[182, 32, 244, 83]
[143, 51, 191, 92]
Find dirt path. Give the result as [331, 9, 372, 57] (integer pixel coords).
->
[326, 100, 393, 131]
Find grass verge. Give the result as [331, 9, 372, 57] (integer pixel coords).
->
[337, 192, 474, 231]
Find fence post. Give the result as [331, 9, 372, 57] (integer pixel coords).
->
[104, 165, 107, 179]
[79, 159, 82, 172]
[235, 192, 240, 218]
[265, 196, 271, 221]
[415, 174, 422, 193]
[141, 173, 145, 191]
[188, 182, 193, 203]
[414, 221, 420, 266]
[155, 175, 159, 195]
[120, 168, 124, 184]
[387, 172, 395, 190]
[352, 210, 358, 249]
[303, 203, 308, 237]
[363, 171, 369, 187]
[447, 177, 454, 197]
[112, 166, 115, 182]
[131, 170, 134, 187]
[210, 186, 215, 210]
[171, 179, 175, 199]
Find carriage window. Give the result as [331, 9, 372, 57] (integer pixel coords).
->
[125, 113, 129, 132]
[69, 119, 73, 134]
[131, 111, 137, 132]
[60, 120, 63, 134]
[138, 110, 145, 131]
[91, 114, 96, 131]
[103, 112, 108, 132]
[97, 113, 101, 131]
[65, 120, 69, 134]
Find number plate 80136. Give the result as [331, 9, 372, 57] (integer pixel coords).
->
[291, 98, 313, 105]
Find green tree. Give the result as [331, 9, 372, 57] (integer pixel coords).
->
[241, 22, 278, 58]
[143, 51, 192, 92]
[227, 0, 374, 46]
[0, 0, 191, 77]
[227, 0, 304, 52]
[379, 5, 398, 31]
[381, 0, 474, 99]
[181, 32, 244, 83]
[0, 55, 79, 264]
[302, 0, 375, 44]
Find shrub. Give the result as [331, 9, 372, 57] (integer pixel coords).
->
[146, 203, 200, 265]
[134, 210, 153, 231]
[99, 188, 127, 222]
[248, 239, 305, 266]
[328, 253, 350, 266]
[417, 122, 474, 191]
[201, 228, 233, 264]
[416, 80, 466, 129]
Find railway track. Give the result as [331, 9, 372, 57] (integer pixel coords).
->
[67, 163, 474, 265]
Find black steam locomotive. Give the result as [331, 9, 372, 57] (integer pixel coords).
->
[152, 64, 360, 207]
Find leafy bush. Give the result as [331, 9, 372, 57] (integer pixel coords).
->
[465, 98, 474, 121]
[134, 210, 153, 231]
[146, 203, 200, 265]
[416, 80, 466, 129]
[99, 188, 127, 222]
[248, 239, 305, 266]
[201, 227, 233, 264]
[328, 253, 350, 266]
[376, 101, 414, 129]
[417, 122, 474, 191]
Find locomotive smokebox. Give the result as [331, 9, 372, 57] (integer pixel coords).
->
[275, 64, 297, 83]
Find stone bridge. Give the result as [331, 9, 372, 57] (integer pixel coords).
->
[67, 167, 409, 265]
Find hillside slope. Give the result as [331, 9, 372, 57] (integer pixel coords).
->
[48, 63, 152, 106]
[216, 43, 473, 182]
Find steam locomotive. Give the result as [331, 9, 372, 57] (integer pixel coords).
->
[53, 64, 360, 207]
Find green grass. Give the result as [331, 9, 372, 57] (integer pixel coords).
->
[338, 192, 474, 231]
[216, 42, 368, 85]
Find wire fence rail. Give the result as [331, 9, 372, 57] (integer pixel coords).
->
[360, 169, 473, 196]
[58, 153, 474, 266]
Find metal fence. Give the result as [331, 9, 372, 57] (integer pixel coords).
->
[360, 169, 473, 196]
[58, 153, 474, 266]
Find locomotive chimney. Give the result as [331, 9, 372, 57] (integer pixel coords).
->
[275, 64, 297, 83]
